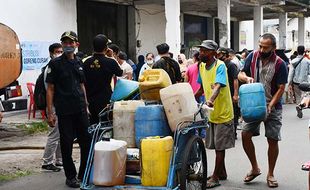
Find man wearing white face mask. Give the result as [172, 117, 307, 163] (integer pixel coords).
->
[139, 52, 154, 78]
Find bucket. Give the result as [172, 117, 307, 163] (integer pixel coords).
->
[139, 69, 171, 101]
[113, 100, 145, 147]
[160, 83, 199, 132]
[93, 139, 127, 186]
[239, 83, 267, 123]
[135, 105, 171, 148]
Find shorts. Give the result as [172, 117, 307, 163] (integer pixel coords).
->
[242, 108, 282, 141]
[205, 120, 235, 150]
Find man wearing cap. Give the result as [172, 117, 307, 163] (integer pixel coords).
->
[153, 43, 182, 84]
[83, 34, 123, 125]
[46, 31, 91, 188]
[195, 40, 235, 188]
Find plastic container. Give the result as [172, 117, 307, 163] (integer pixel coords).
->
[93, 139, 127, 186]
[239, 83, 267, 123]
[113, 100, 145, 147]
[135, 105, 171, 148]
[111, 79, 139, 102]
[160, 83, 199, 132]
[141, 136, 173, 186]
[138, 69, 172, 101]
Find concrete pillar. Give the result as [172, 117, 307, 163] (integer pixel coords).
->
[253, 6, 263, 49]
[207, 17, 215, 40]
[232, 21, 239, 51]
[279, 13, 287, 49]
[298, 16, 305, 45]
[165, 0, 181, 59]
[128, 6, 136, 62]
[217, 0, 230, 48]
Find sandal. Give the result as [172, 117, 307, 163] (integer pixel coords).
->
[207, 175, 227, 180]
[206, 178, 221, 189]
[243, 170, 261, 183]
[301, 161, 310, 171]
[267, 176, 278, 188]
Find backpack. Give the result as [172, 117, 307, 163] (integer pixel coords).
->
[34, 68, 47, 110]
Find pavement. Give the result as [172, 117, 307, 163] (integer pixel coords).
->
[0, 104, 309, 190]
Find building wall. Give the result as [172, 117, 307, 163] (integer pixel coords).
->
[239, 17, 310, 51]
[135, 4, 166, 58]
[0, 0, 77, 98]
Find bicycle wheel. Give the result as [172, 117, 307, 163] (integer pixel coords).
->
[179, 135, 207, 190]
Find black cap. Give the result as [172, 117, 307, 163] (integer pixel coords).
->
[217, 47, 229, 55]
[61, 31, 78, 42]
[195, 40, 218, 51]
[93, 34, 111, 52]
[156, 43, 170, 54]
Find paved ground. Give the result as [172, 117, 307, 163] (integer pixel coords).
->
[0, 104, 309, 190]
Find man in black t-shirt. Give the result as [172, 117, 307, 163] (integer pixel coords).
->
[83, 34, 123, 124]
[153, 43, 182, 84]
[217, 47, 239, 139]
[46, 31, 91, 188]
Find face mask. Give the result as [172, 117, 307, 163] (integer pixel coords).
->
[146, 60, 154, 65]
[52, 53, 62, 59]
[199, 55, 208, 63]
[260, 51, 272, 59]
[63, 46, 75, 54]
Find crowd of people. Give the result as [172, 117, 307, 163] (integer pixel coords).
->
[0, 30, 308, 189]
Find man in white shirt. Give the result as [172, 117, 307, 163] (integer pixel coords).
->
[118, 51, 133, 80]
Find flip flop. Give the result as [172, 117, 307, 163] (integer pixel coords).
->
[243, 171, 262, 183]
[267, 177, 278, 188]
[206, 178, 221, 189]
[301, 161, 310, 171]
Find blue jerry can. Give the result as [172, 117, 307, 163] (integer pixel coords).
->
[239, 83, 267, 123]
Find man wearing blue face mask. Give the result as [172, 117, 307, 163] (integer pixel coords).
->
[46, 31, 91, 188]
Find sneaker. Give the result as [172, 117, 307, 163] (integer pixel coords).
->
[42, 164, 61, 172]
[66, 178, 80, 188]
[55, 162, 63, 167]
[296, 106, 303, 118]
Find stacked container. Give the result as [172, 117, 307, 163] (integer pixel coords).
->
[138, 69, 172, 101]
[92, 139, 127, 186]
[160, 83, 199, 132]
[134, 104, 171, 148]
[141, 136, 173, 186]
[113, 100, 145, 147]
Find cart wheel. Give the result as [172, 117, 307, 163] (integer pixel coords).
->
[179, 136, 207, 190]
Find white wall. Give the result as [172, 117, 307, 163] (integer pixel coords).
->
[0, 0, 77, 97]
[239, 17, 310, 51]
[135, 4, 166, 58]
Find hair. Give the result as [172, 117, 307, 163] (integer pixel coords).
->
[49, 43, 62, 53]
[260, 33, 276, 46]
[241, 48, 249, 57]
[192, 51, 199, 61]
[156, 43, 170, 55]
[138, 55, 145, 62]
[118, 51, 127, 60]
[297, 45, 305, 55]
[93, 34, 108, 52]
[169, 52, 173, 58]
[145, 52, 154, 59]
[109, 44, 120, 55]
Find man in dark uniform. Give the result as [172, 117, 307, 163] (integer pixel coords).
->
[83, 34, 123, 125]
[152, 43, 182, 84]
[46, 31, 91, 188]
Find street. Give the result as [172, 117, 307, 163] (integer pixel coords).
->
[0, 104, 309, 190]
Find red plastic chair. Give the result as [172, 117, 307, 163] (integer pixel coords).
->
[26, 83, 45, 120]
